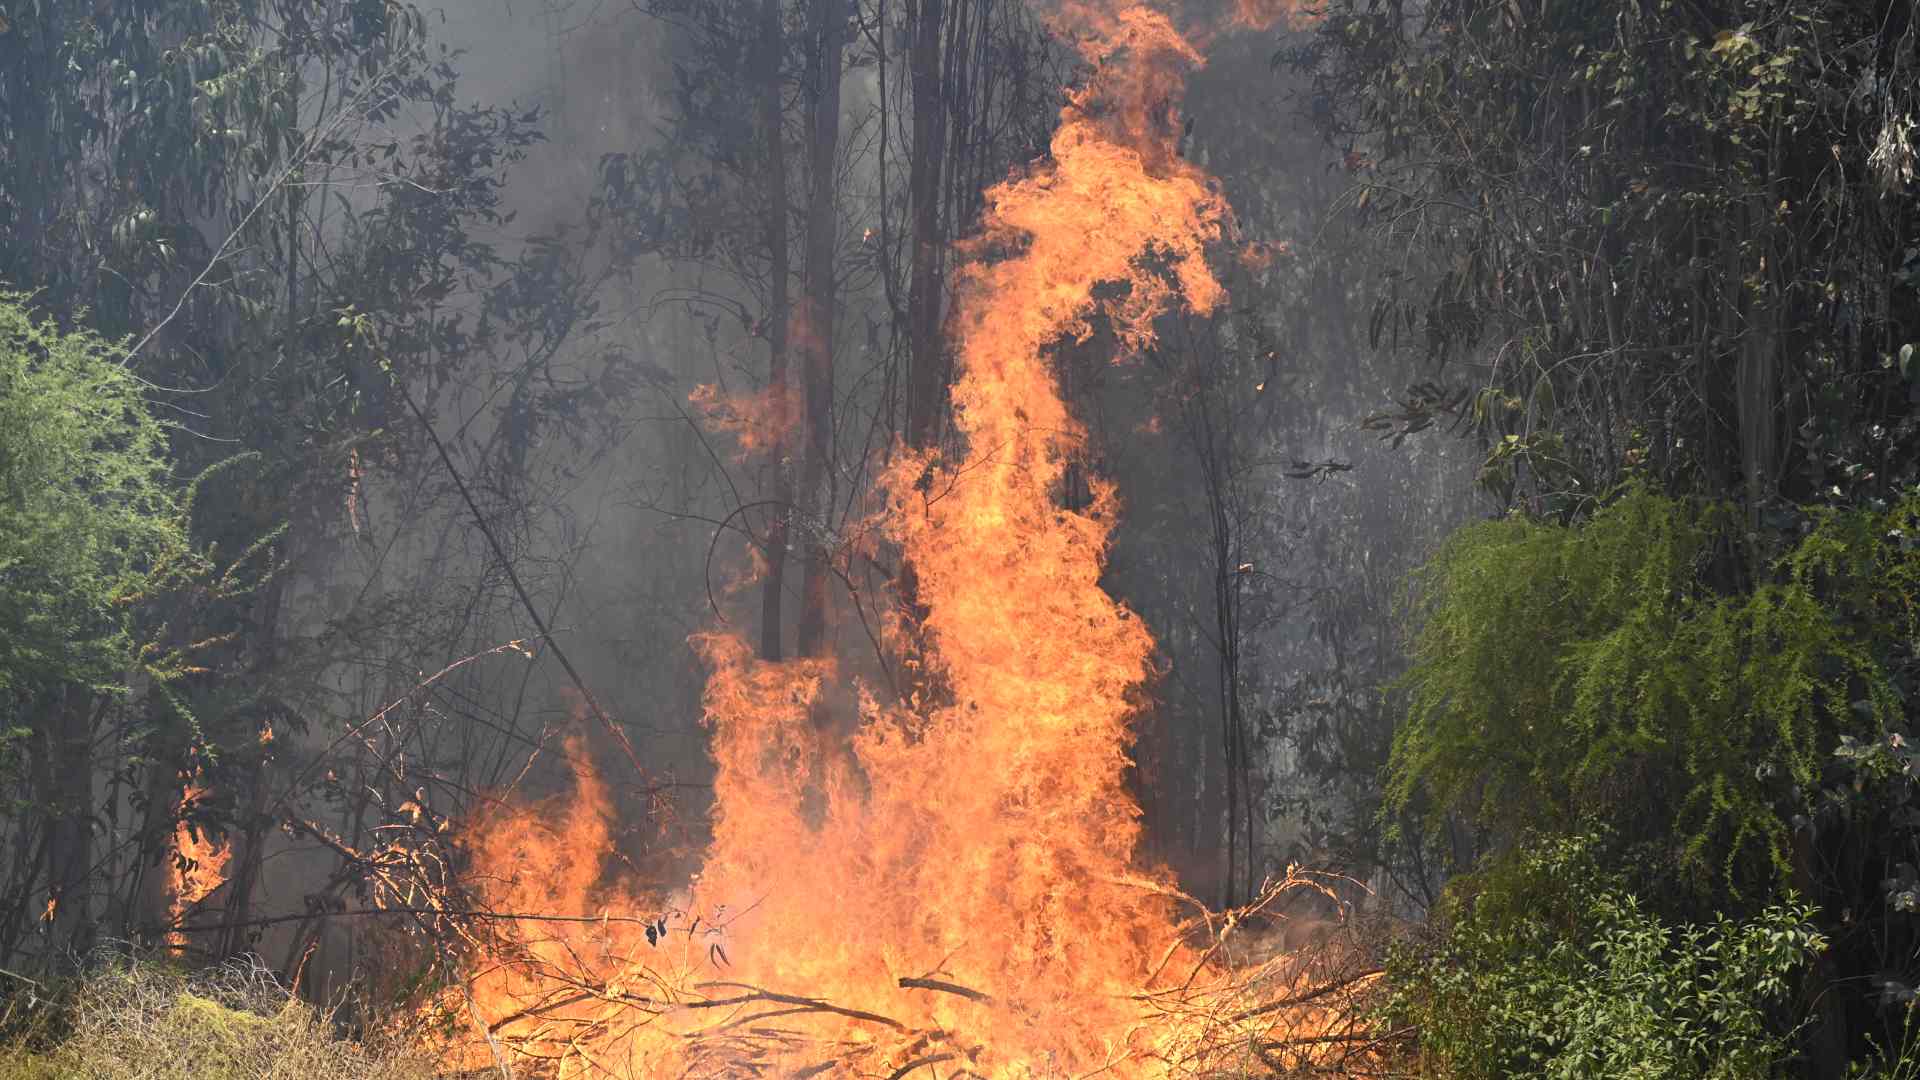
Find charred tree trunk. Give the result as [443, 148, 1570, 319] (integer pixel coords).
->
[758, 0, 795, 663]
[1191, 370, 1255, 908]
[904, 0, 948, 452]
[1201, 419, 1247, 908]
[796, 0, 844, 660]
[891, 0, 952, 707]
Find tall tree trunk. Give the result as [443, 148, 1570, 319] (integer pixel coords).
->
[133, 754, 178, 946]
[758, 0, 795, 663]
[215, 778, 268, 961]
[891, 0, 951, 707]
[904, 0, 948, 452]
[35, 684, 96, 966]
[796, 0, 844, 660]
[1195, 383, 1254, 907]
[1735, 200, 1779, 538]
[215, 573, 285, 961]
[1209, 480, 1242, 909]
[2, 5, 58, 305]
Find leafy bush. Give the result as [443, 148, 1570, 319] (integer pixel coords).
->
[1387, 485, 1920, 888]
[0, 291, 188, 701]
[0, 960, 432, 1080]
[1385, 836, 1825, 1080]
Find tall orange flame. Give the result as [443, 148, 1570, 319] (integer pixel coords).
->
[168, 784, 230, 952]
[453, 1, 1335, 1075]
[683, 0, 1228, 1059]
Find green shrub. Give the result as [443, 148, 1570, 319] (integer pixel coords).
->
[1385, 836, 1825, 1080]
[0, 291, 189, 702]
[1388, 485, 1920, 888]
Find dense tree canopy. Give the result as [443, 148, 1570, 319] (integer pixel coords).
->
[1299, 0, 1920, 517]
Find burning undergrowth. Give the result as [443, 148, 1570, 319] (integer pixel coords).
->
[417, 0, 1386, 1075]
[444, 729, 1381, 1079]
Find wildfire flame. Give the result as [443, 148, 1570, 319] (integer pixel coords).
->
[446, 0, 1353, 1076]
[168, 783, 230, 952]
[689, 381, 801, 461]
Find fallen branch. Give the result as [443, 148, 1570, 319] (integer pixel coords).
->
[897, 976, 994, 1005]
[693, 982, 907, 1031]
[1257, 1025, 1412, 1051]
[174, 905, 671, 935]
[484, 986, 667, 1035]
[1226, 967, 1383, 1024]
[888, 1052, 957, 1079]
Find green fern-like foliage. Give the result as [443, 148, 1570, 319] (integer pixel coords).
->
[0, 292, 188, 701]
[1389, 486, 1919, 888]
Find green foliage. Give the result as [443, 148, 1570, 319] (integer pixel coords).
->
[0, 960, 430, 1080]
[1297, 0, 1920, 511]
[1385, 835, 1825, 1080]
[0, 0, 630, 974]
[0, 293, 187, 701]
[1388, 485, 1919, 888]
[1301, 0, 1920, 1060]
[0, 0, 430, 336]
[1850, 1014, 1920, 1079]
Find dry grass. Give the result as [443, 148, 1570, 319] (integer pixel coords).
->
[0, 958, 435, 1080]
